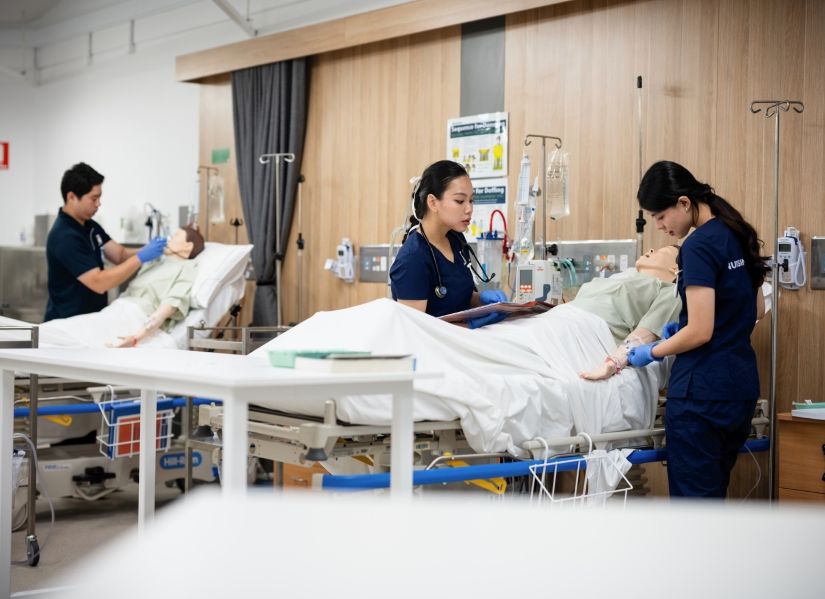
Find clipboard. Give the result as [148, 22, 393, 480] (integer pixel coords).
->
[439, 300, 556, 323]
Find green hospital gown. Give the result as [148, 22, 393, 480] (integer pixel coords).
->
[120, 258, 197, 332]
[570, 270, 681, 345]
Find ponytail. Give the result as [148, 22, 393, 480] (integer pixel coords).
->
[402, 160, 468, 243]
[638, 161, 768, 288]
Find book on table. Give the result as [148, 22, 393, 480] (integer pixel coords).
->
[292, 353, 415, 373]
[438, 300, 556, 324]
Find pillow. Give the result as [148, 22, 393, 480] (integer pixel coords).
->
[190, 242, 253, 309]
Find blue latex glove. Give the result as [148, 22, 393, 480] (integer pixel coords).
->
[468, 311, 507, 329]
[661, 321, 680, 340]
[627, 342, 664, 368]
[137, 237, 167, 264]
[479, 289, 508, 304]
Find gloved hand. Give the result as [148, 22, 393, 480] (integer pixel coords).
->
[479, 289, 508, 304]
[661, 321, 680, 340]
[137, 237, 167, 264]
[468, 311, 507, 329]
[627, 342, 664, 368]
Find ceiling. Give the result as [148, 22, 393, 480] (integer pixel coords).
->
[0, 0, 62, 25]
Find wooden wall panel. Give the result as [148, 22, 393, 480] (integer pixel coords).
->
[278, 28, 462, 324]
[197, 0, 825, 412]
[505, 0, 825, 413]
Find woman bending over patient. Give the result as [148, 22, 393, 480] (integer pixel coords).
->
[578, 245, 681, 380]
[109, 225, 205, 347]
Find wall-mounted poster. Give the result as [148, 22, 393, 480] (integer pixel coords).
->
[467, 177, 508, 239]
[446, 112, 508, 179]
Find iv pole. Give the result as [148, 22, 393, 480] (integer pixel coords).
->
[749, 99, 804, 501]
[197, 165, 218, 241]
[635, 75, 647, 258]
[295, 174, 305, 324]
[524, 133, 563, 260]
[258, 152, 295, 328]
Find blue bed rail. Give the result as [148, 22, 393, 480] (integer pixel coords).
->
[320, 437, 770, 490]
[13, 396, 220, 418]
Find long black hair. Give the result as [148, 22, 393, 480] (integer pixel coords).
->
[637, 161, 768, 288]
[402, 160, 469, 243]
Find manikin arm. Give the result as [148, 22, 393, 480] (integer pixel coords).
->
[109, 304, 178, 348]
[580, 326, 657, 381]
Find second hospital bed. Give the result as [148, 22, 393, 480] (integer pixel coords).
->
[210, 297, 672, 466]
[0, 241, 253, 350]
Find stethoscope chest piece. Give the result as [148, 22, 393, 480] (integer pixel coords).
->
[434, 285, 447, 299]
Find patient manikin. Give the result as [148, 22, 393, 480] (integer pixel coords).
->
[577, 245, 680, 381]
[108, 225, 204, 348]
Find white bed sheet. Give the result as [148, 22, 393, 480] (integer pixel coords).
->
[0, 274, 247, 350]
[252, 298, 669, 456]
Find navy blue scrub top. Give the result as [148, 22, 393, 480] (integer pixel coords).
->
[669, 218, 759, 401]
[44, 208, 111, 321]
[390, 230, 475, 317]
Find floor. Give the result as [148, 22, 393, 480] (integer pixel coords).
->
[10, 483, 185, 594]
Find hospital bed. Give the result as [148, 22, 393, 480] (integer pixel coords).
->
[199, 278, 773, 491]
[0, 241, 253, 350]
[198, 296, 670, 481]
[4, 242, 253, 563]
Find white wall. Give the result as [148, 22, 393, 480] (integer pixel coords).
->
[0, 78, 37, 245]
[0, 20, 244, 247]
[0, 0, 415, 247]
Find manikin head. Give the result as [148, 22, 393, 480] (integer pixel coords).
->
[164, 225, 205, 259]
[635, 245, 679, 283]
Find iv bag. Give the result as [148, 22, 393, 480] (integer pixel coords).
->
[546, 148, 570, 220]
[207, 174, 226, 224]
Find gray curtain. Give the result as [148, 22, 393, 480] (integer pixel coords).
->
[232, 59, 307, 326]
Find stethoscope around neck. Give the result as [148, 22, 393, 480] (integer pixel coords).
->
[413, 224, 494, 299]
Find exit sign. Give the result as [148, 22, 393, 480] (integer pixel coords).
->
[0, 142, 7, 170]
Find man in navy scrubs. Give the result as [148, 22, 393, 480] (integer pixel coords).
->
[44, 162, 167, 321]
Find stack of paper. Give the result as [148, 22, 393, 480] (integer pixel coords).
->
[791, 401, 825, 421]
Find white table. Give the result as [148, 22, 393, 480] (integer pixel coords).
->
[0, 348, 436, 599]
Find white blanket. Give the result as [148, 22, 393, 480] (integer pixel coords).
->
[0, 298, 178, 349]
[253, 298, 668, 456]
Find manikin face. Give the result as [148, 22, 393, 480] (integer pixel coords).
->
[426, 175, 474, 233]
[164, 228, 194, 258]
[649, 196, 693, 239]
[635, 246, 679, 281]
[66, 184, 102, 223]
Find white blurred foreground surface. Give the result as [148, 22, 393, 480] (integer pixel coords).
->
[54, 490, 824, 598]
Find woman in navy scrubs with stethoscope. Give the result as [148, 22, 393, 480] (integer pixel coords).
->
[390, 160, 506, 327]
[628, 161, 767, 498]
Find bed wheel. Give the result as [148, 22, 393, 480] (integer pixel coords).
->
[26, 534, 40, 567]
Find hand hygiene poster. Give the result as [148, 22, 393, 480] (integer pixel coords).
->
[446, 112, 508, 178]
[447, 112, 509, 239]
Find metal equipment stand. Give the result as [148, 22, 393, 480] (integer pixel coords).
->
[258, 152, 295, 328]
[197, 165, 219, 241]
[635, 75, 647, 258]
[296, 174, 305, 324]
[2, 325, 40, 566]
[524, 133, 563, 260]
[749, 99, 804, 501]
